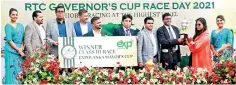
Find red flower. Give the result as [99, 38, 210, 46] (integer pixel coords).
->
[216, 64, 223, 68]
[79, 67, 85, 72]
[171, 77, 176, 81]
[226, 60, 230, 67]
[179, 77, 184, 82]
[119, 72, 124, 78]
[142, 80, 147, 84]
[176, 81, 180, 84]
[74, 79, 79, 84]
[150, 81, 154, 84]
[129, 73, 135, 79]
[191, 75, 196, 81]
[40, 53, 44, 58]
[54, 74, 59, 83]
[39, 80, 48, 84]
[88, 77, 93, 83]
[124, 78, 129, 83]
[229, 71, 235, 76]
[186, 80, 191, 84]
[107, 75, 112, 81]
[108, 69, 113, 74]
[132, 78, 138, 84]
[31, 57, 36, 61]
[153, 72, 157, 76]
[117, 80, 123, 84]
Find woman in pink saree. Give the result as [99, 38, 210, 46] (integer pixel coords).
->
[185, 18, 213, 72]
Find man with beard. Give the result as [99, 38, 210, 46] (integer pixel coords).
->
[83, 17, 107, 36]
[74, 9, 93, 36]
[24, 10, 46, 56]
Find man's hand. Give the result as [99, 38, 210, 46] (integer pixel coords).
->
[138, 62, 143, 67]
[53, 42, 59, 46]
[178, 38, 184, 43]
[165, 62, 169, 66]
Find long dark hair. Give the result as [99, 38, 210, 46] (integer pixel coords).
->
[193, 17, 207, 40]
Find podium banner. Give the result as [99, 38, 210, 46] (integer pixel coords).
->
[58, 37, 137, 68]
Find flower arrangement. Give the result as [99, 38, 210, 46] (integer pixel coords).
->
[17, 47, 236, 84]
[17, 46, 61, 84]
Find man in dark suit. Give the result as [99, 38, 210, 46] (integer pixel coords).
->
[157, 13, 183, 70]
[113, 14, 136, 36]
[84, 17, 106, 36]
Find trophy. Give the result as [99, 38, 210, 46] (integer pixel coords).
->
[180, 33, 188, 45]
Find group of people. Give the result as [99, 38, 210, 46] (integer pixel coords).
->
[3, 5, 234, 84]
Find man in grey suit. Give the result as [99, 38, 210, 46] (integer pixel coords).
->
[46, 5, 76, 57]
[137, 17, 160, 67]
[24, 10, 45, 56]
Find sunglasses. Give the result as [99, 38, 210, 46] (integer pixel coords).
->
[196, 24, 201, 26]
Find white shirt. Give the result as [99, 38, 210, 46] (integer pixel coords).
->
[35, 22, 46, 45]
[164, 25, 178, 50]
[123, 26, 131, 36]
[147, 29, 157, 56]
[92, 29, 102, 37]
[80, 22, 88, 35]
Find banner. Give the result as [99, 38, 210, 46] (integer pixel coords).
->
[1, 0, 236, 54]
[58, 37, 137, 68]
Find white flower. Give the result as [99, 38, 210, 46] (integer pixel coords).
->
[104, 71, 108, 76]
[105, 81, 109, 84]
[86, 74, 90, 78]
[197, 79, 201, 83]
[138, 72, 144, 78]
[32, 78, 38, 83]
[82, 78, 86, 82]
[153, 79, 158, 82]
[36, 59, 40, 63]
[128, 79, 131, 83]
[183, 67, 188, 73]
[176, 68, 181, 72]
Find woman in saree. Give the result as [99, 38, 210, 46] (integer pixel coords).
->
[210, 15, 234, 62]
[4, 8, 25, 84]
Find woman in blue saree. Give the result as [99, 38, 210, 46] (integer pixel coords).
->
[210, 15, 234, 62]
[4, 8, 25, 84]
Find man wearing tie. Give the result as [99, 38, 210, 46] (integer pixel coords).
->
[83, 17, 107, 37]
[24, 10, 45, 56]
[113, 14, 136, 36]
[157, 13, 183, 70]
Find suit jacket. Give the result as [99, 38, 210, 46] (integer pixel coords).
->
[74, 21, 93, 36]
[112, 27, 136, 36]
[46, 18, 76, 56]
[83, 29, 107, 36]
[24, 21, 45, 56]
[156, 25, 181, 64]
[137, 28, 160, 64]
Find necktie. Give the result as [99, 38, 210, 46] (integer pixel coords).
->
[125, 29, 130, 36]
[168, 27, 176, 50]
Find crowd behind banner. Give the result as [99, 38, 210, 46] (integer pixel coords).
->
[2, 5, 235, 84]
